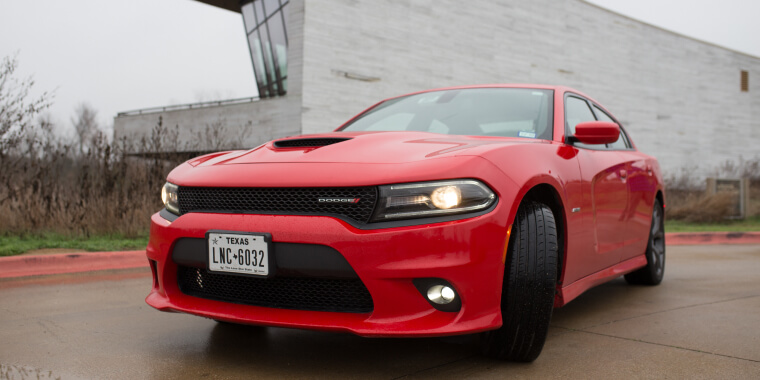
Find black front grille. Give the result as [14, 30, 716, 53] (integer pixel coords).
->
[177, 266, 374, 313]
[178, 186, 377, 223]
[274, 138, 350, 148]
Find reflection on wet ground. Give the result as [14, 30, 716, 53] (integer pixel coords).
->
[192, 323, 479, 379]
[1, 245, 759, 378]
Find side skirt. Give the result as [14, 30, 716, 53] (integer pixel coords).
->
[554, 255, 647, 307]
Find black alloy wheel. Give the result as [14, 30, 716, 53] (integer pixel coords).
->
[625, 198, 665, 285]
[481, 201, 559, 362]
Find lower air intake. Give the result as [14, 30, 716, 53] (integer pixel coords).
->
[177, 266, 374, 313]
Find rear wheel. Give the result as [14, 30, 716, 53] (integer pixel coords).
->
[625, 198, 665, 285]
[481, 201, 559, 362]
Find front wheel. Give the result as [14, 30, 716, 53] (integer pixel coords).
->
[481, 201, 559, 362]
[625, 198, 665, 285]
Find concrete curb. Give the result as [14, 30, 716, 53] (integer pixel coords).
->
[1, 231, 759, 280]
[666, 231, 760, 246]
[0, 250, 147, 280]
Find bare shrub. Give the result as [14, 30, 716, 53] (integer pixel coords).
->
[665, 157, 760, 220]
[665, 192, 737, 223]
[1, 55, 242, 238]
[200, 115, 231, 152]
[0, 115, 185, 237]
[712, 157, 760, 180]
[662, 165, 704, 220]
[663, 164, 702, 192]
[716, 158, 760, 218]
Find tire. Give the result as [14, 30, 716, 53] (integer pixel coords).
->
[481, 201, 559, 362]
[625, 198, 665, 285]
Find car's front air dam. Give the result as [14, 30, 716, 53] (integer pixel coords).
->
[145, 206, 510, 337]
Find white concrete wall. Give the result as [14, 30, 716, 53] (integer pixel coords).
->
[117, 0, 760, 176]
[113, 99, 301, 152]
[300, 0, 760, 175]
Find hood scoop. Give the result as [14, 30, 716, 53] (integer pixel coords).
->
[273, 137, 351, 148]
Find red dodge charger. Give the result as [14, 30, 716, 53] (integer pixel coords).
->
[146, 85, 665, 361]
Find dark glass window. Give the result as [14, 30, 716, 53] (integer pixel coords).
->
[267, 12, 288, 91]
[592, 105, 629, 150]
[565, 96, 596, 134]
[340, 88, 554, 140]
[263, 0, 279, 17]
[258, 22, 278, 94]
[241, 0, 289, 98]
[254, 1, 265, 24]
[565, 96, 601, 150]
[248, 31, 269, 95]
[242, 5, 256, 33]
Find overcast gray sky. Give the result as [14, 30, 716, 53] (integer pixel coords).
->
[1, 0, 758, 137]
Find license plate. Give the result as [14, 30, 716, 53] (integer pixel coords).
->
[207, 231, 272, 277]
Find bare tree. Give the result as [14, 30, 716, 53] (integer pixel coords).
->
[0, 54, 53, 155]
[71, 102, 98, 154]
[201, 115, 232, 152]
[36, 112, 55, 137]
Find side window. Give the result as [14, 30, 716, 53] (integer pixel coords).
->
[591, 105, 615, 123]
[566, 97, 596, 134]
[565, 96, 599, 150]
[592, 105, 630, 150]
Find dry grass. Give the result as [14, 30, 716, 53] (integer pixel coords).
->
[665, 191, 739, 223]
[0, 118, 184, 237]
[664, 159, 760, 222]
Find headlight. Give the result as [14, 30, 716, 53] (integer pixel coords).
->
[161, 182, 179, 215]
[371, 179, 496, 221]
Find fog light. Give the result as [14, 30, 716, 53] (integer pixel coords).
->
[427, 285, 456, 304]
[413, 278, 461, 312]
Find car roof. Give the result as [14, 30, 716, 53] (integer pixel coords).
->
[383, 84, 593, 102]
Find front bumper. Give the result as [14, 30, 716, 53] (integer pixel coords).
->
[146, 206, 510, 337]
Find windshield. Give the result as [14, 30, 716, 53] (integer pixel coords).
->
[339, 88, 553, 140]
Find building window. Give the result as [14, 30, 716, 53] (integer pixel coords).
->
[241, 0, 289, 98]
[741, 70, 749, 92]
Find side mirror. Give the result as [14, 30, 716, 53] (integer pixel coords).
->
[572, 121, 620, 145]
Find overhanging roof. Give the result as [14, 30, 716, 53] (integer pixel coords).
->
[195, 0, 241, 13]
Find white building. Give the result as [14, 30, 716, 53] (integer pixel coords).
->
[114, 0, 760, 175]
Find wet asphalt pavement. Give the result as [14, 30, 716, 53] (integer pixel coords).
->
[1, 245, 759, 379]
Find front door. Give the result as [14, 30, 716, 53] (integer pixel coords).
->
[565, 95, 630, 273]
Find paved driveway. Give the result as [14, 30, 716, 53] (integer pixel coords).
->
[1, 245, 759, 379]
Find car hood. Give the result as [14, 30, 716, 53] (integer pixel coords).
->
[189, 131, 544, 167]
